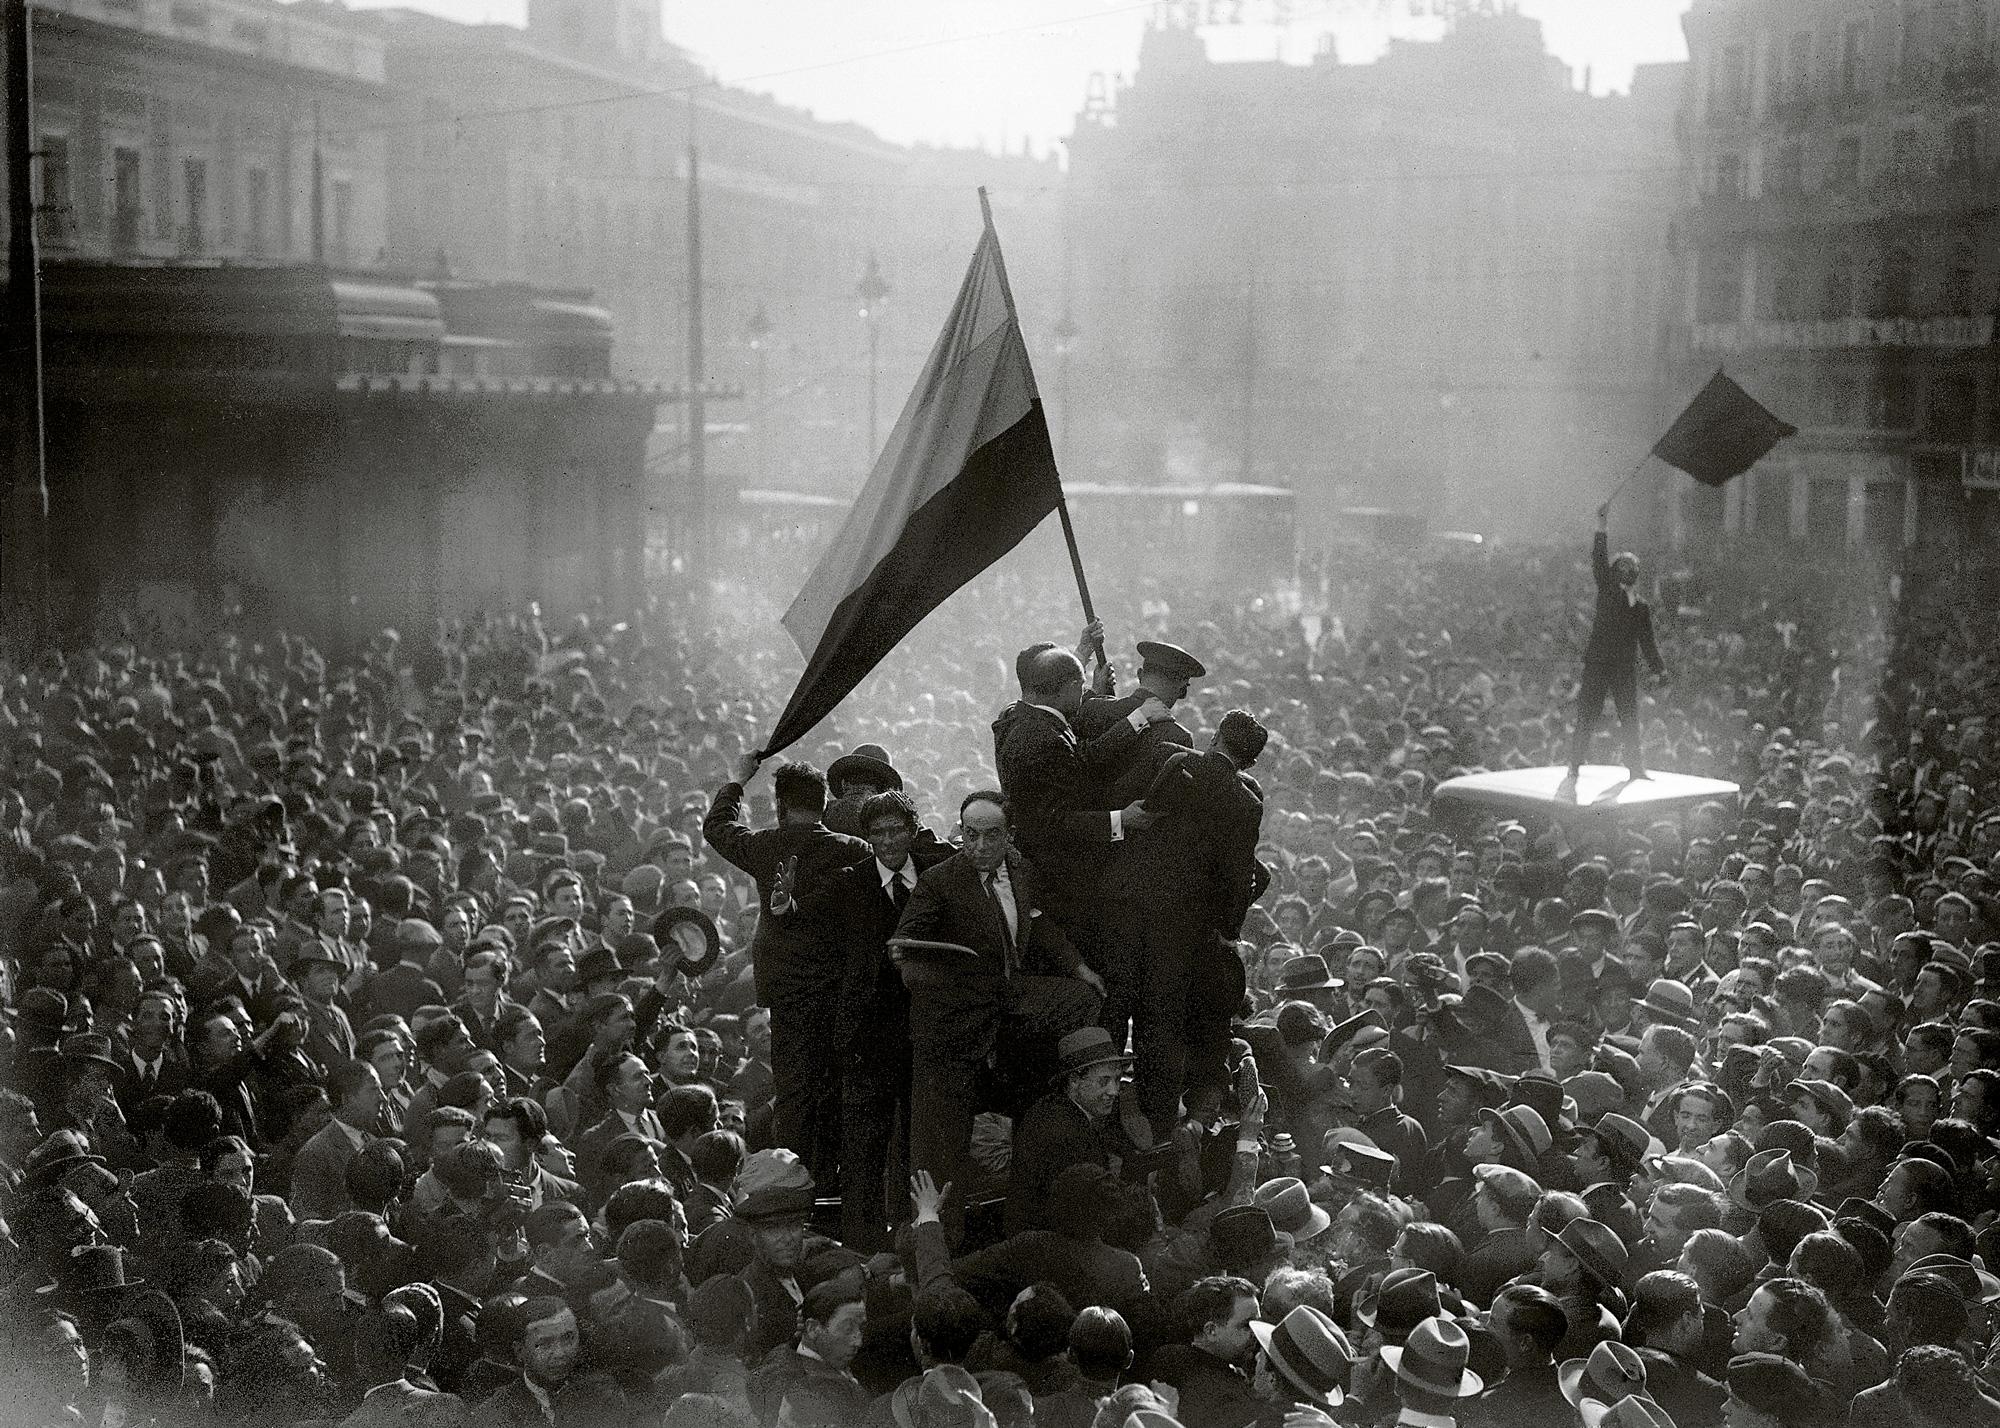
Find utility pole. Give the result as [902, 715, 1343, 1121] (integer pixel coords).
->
[746, 302, 772, 488]
[5, 0, 50, 647]
[1238, 262, 1259, 484]
[310, 101, 324, 264]
[685, 97, 707, 577]
[856, 252, 888, 463]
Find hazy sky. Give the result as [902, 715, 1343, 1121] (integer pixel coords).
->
[350, 0, 1693, 152]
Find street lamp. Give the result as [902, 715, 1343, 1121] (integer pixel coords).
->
[1052, 309, 1079, 457]
[856, 252, 889, 462]
[746, 302, 773, 488]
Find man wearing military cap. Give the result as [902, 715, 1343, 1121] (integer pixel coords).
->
[1074, 635, 1208, 810]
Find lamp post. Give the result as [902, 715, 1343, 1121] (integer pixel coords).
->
[856, 252, 889, 463]
[746, 302, 773, 488]
[1052, 309, 1078, 458]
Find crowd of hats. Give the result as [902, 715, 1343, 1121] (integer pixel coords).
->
[0, 538, 1997, 1425]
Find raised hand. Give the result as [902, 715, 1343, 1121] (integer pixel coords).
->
[910, 1169, 951, 1224]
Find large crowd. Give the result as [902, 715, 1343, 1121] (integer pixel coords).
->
[2, 528, 1999, 1428]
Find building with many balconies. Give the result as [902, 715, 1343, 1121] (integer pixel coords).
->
[1671, 0, 1999, 551]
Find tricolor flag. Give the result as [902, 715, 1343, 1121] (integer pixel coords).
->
[1651, 370, 1797, 487]
[760, 209, 1065, 759]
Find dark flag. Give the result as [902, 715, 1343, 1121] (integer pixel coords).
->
[760, 215, 1063, 759]
[1651, 370, 1797, 487]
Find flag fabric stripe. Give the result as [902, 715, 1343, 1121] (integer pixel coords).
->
[1651, 370, 1797, 487]
[759, 222, 1064, 760]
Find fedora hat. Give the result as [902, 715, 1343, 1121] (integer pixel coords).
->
[1571, 908, 1618, 934]
[651, 906, 721, 977]
[1789, 1078, 1854, 1125]
[1583, 1112, 1653, 1176]
[1276, 955, 1343, 994]
[1559, 1339, 1648, 1410]
[1054, 1027, 1131, 1080]
[1908, 1252, 2000, 1304]
[1443, 1064, 1511, 1110]
[1378, 1316, 1483, 1399]
[1353, 1267, 1439, 1332]
[1481, 1104, 1552, 1169]
[39, 1242, 143, 1298]
[59, 1032, 124, 1076]
[1557, 1218, 1630, 1291]
[1730, 1148, 1818, 1212]
[1509, 1068, 1577, 1129]
[828, 744, 902, 791]
[1253, 1178, 1331, 1242]
[22, 1129, 106, 1187]
[1323, 1139, 1396, 1192]
[1250, 1305, 1350, 1407]
[1836, 1196, 1895, 1237]
[1210, 1205, 1291, 1271]
[1581, 1397, 1677, 1428]
[734, 1149, 816, 1224]
[1638, 979, 1697, 1028]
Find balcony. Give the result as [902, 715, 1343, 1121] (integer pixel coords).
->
[1691, 313, 1996, 356]
[1683, 166, 2000, 237]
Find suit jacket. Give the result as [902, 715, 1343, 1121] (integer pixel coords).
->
[895, 851, 1084, 1061]
[1110, 747, 1264, 937]
[702, 780, 871, 1004]
[363, 962, 447, 1027]
[1144, 1345, 1263, 1428]
[992, 701, 1143, 920]
[297, 996, 356, 1077]
[1584, 530, 1665, 674]
[1470, 1359, 1564, 1428]
[799, 849, 951, 1052]
[113, 1042, 190, 1115]
[1073, 692, 1193, 808]
[289, 1115, 368, 1222]
[574, 1107, 663, 1184]
[338, 1378, 466, 1428]
[1005, 1093, 1109, 1236]
[748, 1344, 871, 1428]
[477, 1371, 626, 1428]
[430, 1280, 482, 1396]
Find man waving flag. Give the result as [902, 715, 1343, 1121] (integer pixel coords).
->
[760, 197, 1067, 760]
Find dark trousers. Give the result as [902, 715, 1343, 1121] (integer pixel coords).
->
[768, 992, 842, 1190]
[1105, 898, 1206, 1131]
[1569, 661, 1642, 772]
[840, 1029, 909, 1250]
[908, 973, 1099, 1219]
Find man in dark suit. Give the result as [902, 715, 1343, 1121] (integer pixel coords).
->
[1004, 1030, 1123, 1236]
[1105, 709, 1269, 1131]
[287, 1058, 380, 1222]
[704, 756, 870, 1187]
[476, 1296, 626, 1428]
[1568, 503, 1667, 779]
[747, 1279, 871, 1427]
[572, 1050, 664, 1187]
[894, 790, 1104, 1227]
[290, 946, 356, 1078]
[992, 642, 1167, 941]
[1072, 639, 1204, 809]
[114, 990, 189, 1115]
[788, 788, 953, 1249]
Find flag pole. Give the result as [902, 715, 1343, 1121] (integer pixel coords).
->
[979, 186, 1102, 647]
[1604, 451, 1653, 509]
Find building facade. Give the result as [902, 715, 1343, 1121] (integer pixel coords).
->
[1674, 0, 2000, 551]
[15, 0, 387, 269]
[1062, 12, 1685, 544]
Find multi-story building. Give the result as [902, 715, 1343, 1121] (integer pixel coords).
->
[1063, 11, 1685, 543]
[14, 0, 387, 267]
[372, 0, 1065, 497]
[1674, 0, 2000, 551]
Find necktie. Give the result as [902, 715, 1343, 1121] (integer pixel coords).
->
[985, 870, 1017, 975]
[890, 872, 910, 913]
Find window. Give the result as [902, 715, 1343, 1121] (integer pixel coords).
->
[1721, 44, 1750, 112]
[1900, 5, 1933, 86]
[1841, 21, 1869, 94]
[36, 133, 72, 247]
[112, 146, 141, 252]
[1770, 141, 1804, 194]
[1947, 116, 1979, 179]
[1927, 370, 1976, 440]
[1698, 246, 1744, 322]
[331, 179, 352, 263]
[1787, 31, 1813, 103]
[245, 167, 268, 256]
[1763, 255, 1805, 320]
[1714, 151, 1744, 198]
[1830, 133, 1862, 188]
[1873, 246, 1914, 317]
[180, 157, 206, 255]
[1872, 364, 1914, 428]
[1822, 250, 1857, 318]
[1889, 128, 1919, 181]
[1947, 241, 1980, 314]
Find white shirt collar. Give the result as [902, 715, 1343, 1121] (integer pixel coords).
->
[877, 859, 912, 891]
